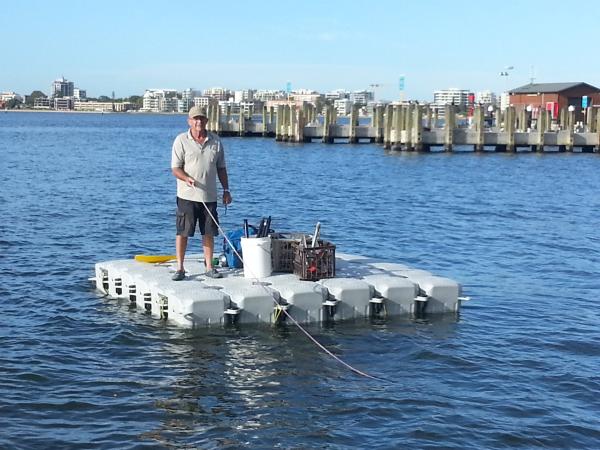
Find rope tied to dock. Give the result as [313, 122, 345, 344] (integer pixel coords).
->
[196, 192, 384, 381]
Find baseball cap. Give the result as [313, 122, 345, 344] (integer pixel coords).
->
[188, 106, 208, 118]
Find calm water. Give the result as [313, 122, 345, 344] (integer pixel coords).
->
[1, 111, 599, 449]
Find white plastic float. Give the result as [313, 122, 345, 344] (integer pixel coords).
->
[94, 252, 468, 327]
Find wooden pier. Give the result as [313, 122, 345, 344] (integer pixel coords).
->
[203, 101, 600, 153]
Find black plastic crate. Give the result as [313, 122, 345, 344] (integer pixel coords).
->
[293, 242, 336, 281]
[271, 233, 309, 273]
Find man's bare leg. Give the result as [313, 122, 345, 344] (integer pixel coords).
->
[175, 235, 188, 271]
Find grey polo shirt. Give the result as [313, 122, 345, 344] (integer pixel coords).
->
[171, 130, 226, 203]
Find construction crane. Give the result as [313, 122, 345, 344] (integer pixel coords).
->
[369, 83, 386, 102]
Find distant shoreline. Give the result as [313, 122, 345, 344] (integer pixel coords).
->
[2, 109, 185, 115]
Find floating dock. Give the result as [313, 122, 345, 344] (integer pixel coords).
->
[94, 253, 466, 327]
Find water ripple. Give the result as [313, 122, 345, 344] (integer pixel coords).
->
[1, 113, 600, 449]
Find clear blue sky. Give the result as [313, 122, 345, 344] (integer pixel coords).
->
[3, 0, 599, 101]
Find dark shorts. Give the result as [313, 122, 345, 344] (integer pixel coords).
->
[176, 198, 219, 237]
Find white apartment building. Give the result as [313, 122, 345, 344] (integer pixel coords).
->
[433, 88, 470, 110]
[181, 88, 200, 101]
[254, 90, 286, 102]
[161, 97, 178, 112]
[73, 100, 133, 112]
[350, 90, 374, 105]
[177, 98, 193, 113]
[53, 97, 73, 110]
[142, 89, 178, 112]
[203, 87, 230, 101]
[290, 89, 321, 104]
[239, 101, 260, 116]
[234, 90, 255, 103]
[74, 100, 112, 112]
[73, 88, 86, 100]
[193, 96, 211, 108]
[34, 97, 51, 109]
[334, 99, 352, 116]
[475, 90, 497, 106]
[325, 89, 349, 101]
[0, 91, 23, 102]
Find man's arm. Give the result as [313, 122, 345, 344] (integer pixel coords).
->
[217, 167, 232, 205]
[172, 167, 195, 186]
[171, 136, 195, 186]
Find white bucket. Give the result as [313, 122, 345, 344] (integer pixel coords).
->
[240, 237, 272, 279]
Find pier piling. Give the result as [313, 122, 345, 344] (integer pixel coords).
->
[413, 104, 423, 151]
[474, 105, 484, 152]
[444, 104, 455, 152]
[383, 105, 392, 149]
[349, 104, 358, 144]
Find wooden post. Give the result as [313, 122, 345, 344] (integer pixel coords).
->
[283, 105, 291, 141]
[213, 100, 219, 132]
[402, 105, 410, 133]
[413, 104, 423, 152]
[262, 105, 268, 136]
[383, 105, 392, 149]
[405, 104, 414, 150]
[425, 104, 432, 129]
[307, 103, 315, 124]
[505, 106, 515, 152]
[226, 104, 232, 130]
[275, 105, 283, 141]
[391, 105, 400, 149]
[206, 102, 213, 132]
[566, 109, 575, 152]
[496, 108, 503, 131]
[289, 105, 297, 142]
[559, 107, 566, 130]
[349, 104, 358, 143]
[536, 109, 547, 152]
[395, 105, 406, 150]
[444, 104, 455, 152]
[474, 105, 484, 152]
[376, 105, 385, 143]
[517, 107, 527, 131]
[586, 106, 595, 132]
[238, 106, 245, 136]
[323, 105, 332, 144]
[282, 104, 289, 141]
[215, 102, 221, 134]
[372, 105, 379, 142]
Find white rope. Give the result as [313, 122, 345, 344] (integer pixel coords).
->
[197, 193, 383, 381]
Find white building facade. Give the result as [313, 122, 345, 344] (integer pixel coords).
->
[433, 88, 470, 110]
[142, 89, 178, 112]
[475, 90, 497, 106]
[333, 99, 352, 115]
[350, 90, 374, 105]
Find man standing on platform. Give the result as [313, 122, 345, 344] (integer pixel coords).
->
[171, 106, 232, 280]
